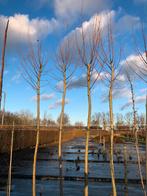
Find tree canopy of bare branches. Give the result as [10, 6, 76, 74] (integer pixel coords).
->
[52, 36, 75, 196]
[98, 16, 122, 196]
[133, 23, 147, 83]
[21, 40, 48, 196]
[75, 15, 102, 196]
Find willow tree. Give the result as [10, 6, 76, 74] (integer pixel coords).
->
[0, 20, 9, 110]
[75, 15, 101, 196]
[98, 19, 122, 196]
[21, 41, 48, 196]
[53, 37, 75, 196]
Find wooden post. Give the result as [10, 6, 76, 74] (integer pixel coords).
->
[7, 121, 14, 196]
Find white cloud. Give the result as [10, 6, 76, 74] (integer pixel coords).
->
[32, 93, 55, 101]
[54, 0, 111, 22]
[60, 10, 141, 66]
[0, 14, 60, 47]
[60, 10, 115, 65]
[120, 52, 147, 81]
[102, 87, 131, 102]
[56, 69, 102, 90]
[49, 98, 69, 109]
[56, 74, 87, 91]
[121, 95, 146, 110]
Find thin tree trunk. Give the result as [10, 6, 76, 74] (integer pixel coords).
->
[58, 71, 66, 196]
[32, 88, 40, 196]
[124, 145, 128, 196]
[1, 91, 6, 125]
[129, 78, 146, 196]
[135, 131, 146, 196]
[0, 20, 9, 110]
[84, 64, 91, 196]
[109, 65, 117, 196]
[6, 121, 14, 196]
[145, 95, 147, 187]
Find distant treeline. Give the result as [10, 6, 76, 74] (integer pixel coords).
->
[0, 110, 70, 126]
[0, 110, 145, 128]
[0, 110, 56, 126]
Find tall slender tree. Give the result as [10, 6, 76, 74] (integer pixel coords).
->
[125, 70, 146, 196]
[21, 41, 48, 196]
[75, 15, 101, 196]
[53, 37, 75, 196]
[98, 18, 122, 196]
[0, 20, 9, 110]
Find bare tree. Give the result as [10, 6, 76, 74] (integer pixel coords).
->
[91, 112, 102, 127]
[0, 20, 9, 110]
[115, 113, 124, 128]
[125, 71, 146, 196]
[53, 37, 75, 196]
[75, 16, 101, 196]
[21, 41, 48, 196]
[98, 18, 122, 196]
[74, 121, 84, 127]
[57, 113, 70, 126]
[124, 112, 133, 128]
[102, 112, 109, 130]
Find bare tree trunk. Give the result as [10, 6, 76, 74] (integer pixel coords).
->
[58, 71, 66, 196]
[84, 64, 91, 196]
[109, 65, 117, 196]
[32, 88, 40, 196]
[135, 131, 146, 196]
[129, 78, 146, 196]
[124, 145, 128, 196]
[6, 121, 14, 196]
[145, 95, 147, 187]
[1, 91, 6, 125]
[0, 20, 9, 110]
[20, 42, 44, 196]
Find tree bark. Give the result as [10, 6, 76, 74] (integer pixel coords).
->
[7, 121, 14, 196]
[129, 79, 146, 196]
[109, 65, 117, 196]
[58, 69, 66, 196]
[0, 20, 9, 110]
[145, 95, 147, 187]
[32, 81, 41, 196]
[84, 64, 91, 196]
[124, 145, 128, 196]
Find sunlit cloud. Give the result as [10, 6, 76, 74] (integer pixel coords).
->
[121, 95, 146, 110]
[49, 98, 69, 109]
[32, 93, 55, 101]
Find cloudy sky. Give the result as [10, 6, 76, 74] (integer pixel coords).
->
[0, 0, 146, 124]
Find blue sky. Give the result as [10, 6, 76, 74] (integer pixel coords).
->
[0, 0, 146, 124]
